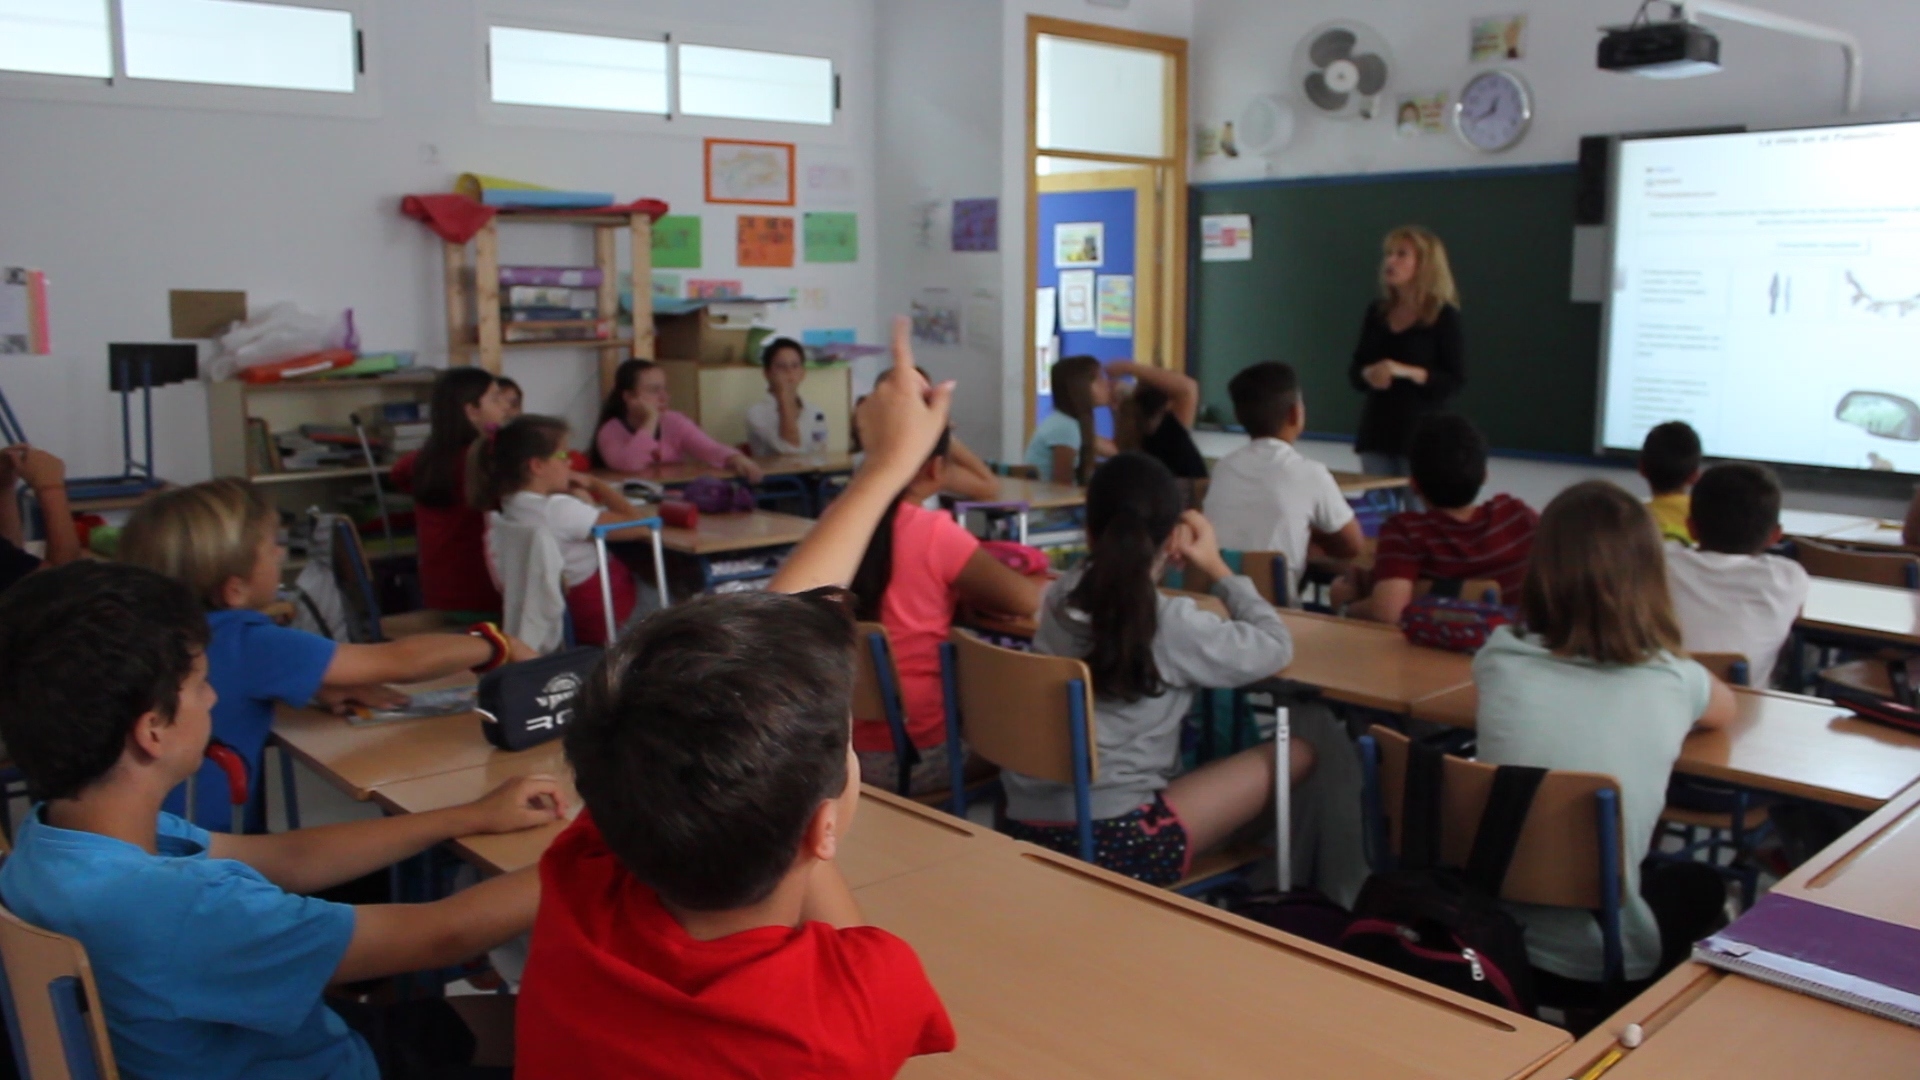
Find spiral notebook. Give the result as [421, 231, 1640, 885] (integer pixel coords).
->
[1693, 893, 1920, 1028]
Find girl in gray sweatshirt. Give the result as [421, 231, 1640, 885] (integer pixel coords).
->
[1002, 452, 1314, 886]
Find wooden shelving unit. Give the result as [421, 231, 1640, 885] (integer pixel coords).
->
[443, 209, 657, 395]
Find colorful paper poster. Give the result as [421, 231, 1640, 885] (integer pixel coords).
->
[802, 328, 857, 347]
[651, 215, 703, 269]
[951, 198, 998, 252]
[1054, 222, 1105, 269]
[1395, 92, 1449, 137]
[1036, 339, 1057, 394]
[651, 273, 682, 299]
[737, 216, 795, 268]
[1096, 275, 1133, 339]
[911, 288, 961, 346]
[803, 212, 859, 263]
[1200, 214, 1254, 263]
[1471, 14, 1526, 62]
[1058, 270, 1096, 331]
[687, 279, 744, 299]
[964, 292, 1000, 351]
[706, 138, 795, 205]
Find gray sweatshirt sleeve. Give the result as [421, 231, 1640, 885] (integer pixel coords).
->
[1153, 575, 1293, 689]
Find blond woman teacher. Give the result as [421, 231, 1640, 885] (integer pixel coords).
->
[1348, 226, 1465, 476]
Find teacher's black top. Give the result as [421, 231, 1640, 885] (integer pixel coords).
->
[1348, 302, 1465, 456]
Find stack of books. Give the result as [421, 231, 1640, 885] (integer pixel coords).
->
[501, 266, 612, 344]
[372, 402, 430, 456]
[276, 423, 380, 471]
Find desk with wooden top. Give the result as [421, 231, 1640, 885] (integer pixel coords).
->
[1817, 518, 1919, 553]
[1330, 470, 1412, 501]
[615, 508, 812, 593]
[1779, 508, 1880, 540]
[1412, 685, 1920, 811]
[1525, 959, 1920, 1080]
[271, 703, 499, 802]
[595, 452, 855, 487]
[1772, 774, 1920, 930]
[1274, 610, 1475, 713]
[872, 842, 1569, 1080]
[1798, 576, 1920, 648]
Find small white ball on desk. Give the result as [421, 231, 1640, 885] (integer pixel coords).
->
[1620, 1023, 1644, 1049]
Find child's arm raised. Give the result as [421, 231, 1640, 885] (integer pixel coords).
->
[324, 629, 537, 688]
[210, 775, 564, 895]
[770, 317, 953, 594]
[1107, 360, 1200, 429]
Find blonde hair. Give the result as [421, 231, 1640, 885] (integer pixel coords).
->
[1379, 225, 1460, 326]
[1521, 480, 1683, 665]
[120, 479, 278, 611]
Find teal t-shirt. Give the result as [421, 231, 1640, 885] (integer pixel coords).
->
[1472, 626, 1711, 982]
[0, 808, 372, 1080]
[1023, 411, 1083, 480]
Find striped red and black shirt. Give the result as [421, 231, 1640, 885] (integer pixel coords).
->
[1372, 494, 1539, 597]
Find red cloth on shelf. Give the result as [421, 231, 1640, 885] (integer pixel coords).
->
[401, 195, 672, 244]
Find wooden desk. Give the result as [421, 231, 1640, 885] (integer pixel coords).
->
[1275, 610, 1475, 713]
[1818, 519, 1919, 553]
[595, 453, 853, 488]
[369, 740, 575, 873]
[1798, 576, 1920, 647]
[271, 704, 499, 801]
[1411, 685, 1920, 811]
[863, 843, 1570, 1080]
[1779, 508, 1878, 540]
[1526, 962, 1919, 1080]
[1331, 470, 1412, 498]
[656, 509, 812, 556]
[1773, 777, 1920, 930]
[977, 476, 1086, 511]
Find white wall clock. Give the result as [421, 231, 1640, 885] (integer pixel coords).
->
[1453, 69, 1532, 152]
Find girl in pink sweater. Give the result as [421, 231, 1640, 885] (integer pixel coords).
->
[591, 359, 765, 481]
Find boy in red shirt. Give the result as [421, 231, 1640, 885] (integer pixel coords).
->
[1338, 413, 1537, 623]
[516, 317, 958, 1079]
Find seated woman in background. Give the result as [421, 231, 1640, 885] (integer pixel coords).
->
[591, 359, 764, 482]
[1025, 355, 1115, 485]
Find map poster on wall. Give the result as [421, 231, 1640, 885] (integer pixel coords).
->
[1058, 270, 1096, 332]
[1096, 275, 1133, 338]
[737, 216, 795, 268]
[705, 138, 796, 206]
[1055, 222, 1104, 269]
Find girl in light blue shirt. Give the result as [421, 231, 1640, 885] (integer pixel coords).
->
[1024, 355, 1114, 483]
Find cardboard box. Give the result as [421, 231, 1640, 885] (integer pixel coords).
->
[655, 302, 765, 364]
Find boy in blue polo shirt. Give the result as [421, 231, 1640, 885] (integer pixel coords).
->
[119, 478, 536, 828]
[0, 562, 565, 1079]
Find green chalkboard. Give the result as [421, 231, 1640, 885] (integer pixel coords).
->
[1190, 167, 1601, 456]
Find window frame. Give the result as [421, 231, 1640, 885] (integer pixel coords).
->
[474, 5, 847, 144]
[674, 40, 835, 128]
[0, 0, 379, 119]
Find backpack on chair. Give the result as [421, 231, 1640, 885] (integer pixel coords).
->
[1338, 738, 1543, 1015]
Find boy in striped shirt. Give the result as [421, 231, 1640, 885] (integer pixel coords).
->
[1338, 414, 1537, 624]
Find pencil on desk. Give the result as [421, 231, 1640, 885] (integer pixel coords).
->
[1569, 1046, 1624, 1080]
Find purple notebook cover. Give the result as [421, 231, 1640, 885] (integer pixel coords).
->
[498, 266, 604, 287]
[1711, 893, 1920, 997]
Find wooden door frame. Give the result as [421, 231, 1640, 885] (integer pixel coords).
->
[1025, 16, 1188, 446]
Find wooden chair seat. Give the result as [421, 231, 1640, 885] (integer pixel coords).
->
[1658, 803, 1770, 832]
[1794, 539, 1920, 589]
[1172, 842, 1269, 893]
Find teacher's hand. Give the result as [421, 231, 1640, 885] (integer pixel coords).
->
[1362, 360, 1395, 390]
[1387, 361, 1430, 386]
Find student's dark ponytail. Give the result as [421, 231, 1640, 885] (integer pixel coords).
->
[850, 427, 953, 619]
[470, 415, 569, 511]
[1068, 453, 1183, 703]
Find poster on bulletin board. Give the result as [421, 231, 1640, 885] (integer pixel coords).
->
[1058, 270, 1095, 331]
[1096, 275, 1133, 338]
[1054, 222, 1104, 269]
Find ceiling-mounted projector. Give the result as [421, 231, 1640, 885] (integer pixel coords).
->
[1597, 1, 1862, 113]
[1598, 19, 1720, 78]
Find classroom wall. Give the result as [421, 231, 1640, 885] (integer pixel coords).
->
[0, 0, 879, 484]
[1185, 0, 1919, 517]
[1190, 0, 1920, 184]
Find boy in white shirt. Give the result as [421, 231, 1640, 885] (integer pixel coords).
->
[1203, 362, 1365, 604]
[746, 337, 831, 457]
[1665, 461, 1809, 688]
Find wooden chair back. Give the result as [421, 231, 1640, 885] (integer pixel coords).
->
[0, 902, 119, 1080]
[1367, 725, 1622, 909]
[851, 621, 902, 730]
[1794, 539, 1920, 590]
[1412, 578, 1504, 605]
[947, 628, 1097, 784]
[1689, 651, 1750, 686]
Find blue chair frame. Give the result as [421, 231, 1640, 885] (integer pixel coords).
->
[863, 629, 917, 797]
[1357, 733, 1627, 991]
[940, 639, 1095, 863]
[0, 907, 112, 1080]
